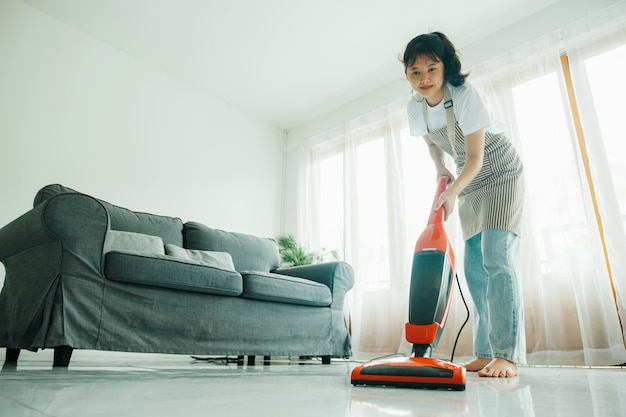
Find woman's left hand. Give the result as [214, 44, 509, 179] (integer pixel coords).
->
[433, 128, 485, 221]
[434, 188, 457, 221]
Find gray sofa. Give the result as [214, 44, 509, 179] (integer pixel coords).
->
[0, 185, 353, 366]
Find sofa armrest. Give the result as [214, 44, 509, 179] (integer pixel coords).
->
[0, 193, 110, 348]
[41, 193, 110, 272]
[0, 201, 56, 261]
[274, 262, 354, 309]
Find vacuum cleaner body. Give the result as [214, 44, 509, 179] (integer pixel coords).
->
[351, 177, 466, 390]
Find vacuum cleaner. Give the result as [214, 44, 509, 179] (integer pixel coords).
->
[351, 176, 467, 391]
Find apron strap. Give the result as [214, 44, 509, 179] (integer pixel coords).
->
[422, 84, 457, 159]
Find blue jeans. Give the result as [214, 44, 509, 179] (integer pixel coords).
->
[464, 229, 526, 364]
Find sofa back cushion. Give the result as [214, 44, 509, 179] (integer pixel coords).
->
[34, 184, 183, 246]
[183, 221, 280, 273]
[165, 244, 236, 271]
[102, 201, 183, 246]
[104, 231, 166, 256]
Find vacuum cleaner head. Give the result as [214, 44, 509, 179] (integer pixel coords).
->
[351, 356, 466, 391]
[351, 176, 466, 391]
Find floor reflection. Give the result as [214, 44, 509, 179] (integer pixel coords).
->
[1, 350, 624, 417]
[474, 378, 534, 417]
[351, 389, 469, 416]
[349, 375, 537, 417]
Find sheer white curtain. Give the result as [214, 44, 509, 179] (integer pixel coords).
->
[563, 5, 626, 355]
[469, 2, 626, 365]
[298, 2, 626, 365]
[298, 101, 451, 357]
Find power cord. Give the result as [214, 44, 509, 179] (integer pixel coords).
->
[449, 273, 470, 363]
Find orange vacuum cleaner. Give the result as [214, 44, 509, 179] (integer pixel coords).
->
[351, 176, 466, 391]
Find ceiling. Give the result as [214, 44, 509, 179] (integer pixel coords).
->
[19, 0, 558, 130]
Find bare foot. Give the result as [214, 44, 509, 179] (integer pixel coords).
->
[477, 358, 518, 378]
[462, 358, 492, 372]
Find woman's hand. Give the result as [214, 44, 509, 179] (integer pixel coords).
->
[434, 187, 457, 221]
[424, 135, 456, 183]
[424, 129, 486, 221]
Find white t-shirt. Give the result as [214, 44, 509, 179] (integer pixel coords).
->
[407, 81, 506, 138]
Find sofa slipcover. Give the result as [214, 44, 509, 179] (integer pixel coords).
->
[0, 185, 354, 366]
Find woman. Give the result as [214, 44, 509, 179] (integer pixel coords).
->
[403, 31, 526, 377]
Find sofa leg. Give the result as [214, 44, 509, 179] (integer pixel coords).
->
[53, 346, 73, 367]
[5, 348, 20, 364]
[321, 355, 331, 365]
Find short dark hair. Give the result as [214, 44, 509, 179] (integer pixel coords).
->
[401, 32, 468, 87]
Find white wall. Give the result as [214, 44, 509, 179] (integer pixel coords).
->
[281, 0, 621, 240]
[0, 1, 284, 287]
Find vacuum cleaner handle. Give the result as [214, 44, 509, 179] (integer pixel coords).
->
[428, 176, 451, 226]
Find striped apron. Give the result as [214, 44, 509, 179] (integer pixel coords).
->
[423, 85, 524, 240]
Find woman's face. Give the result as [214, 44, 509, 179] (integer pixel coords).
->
[406, 55, 445, 106]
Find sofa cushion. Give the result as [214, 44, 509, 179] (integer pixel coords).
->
[104, 252, 243, 296]
[240, 271, 332, 307]
[104, 231, 165, 256]
[183, 222, 280, 272]
[165, 244, 235, 271]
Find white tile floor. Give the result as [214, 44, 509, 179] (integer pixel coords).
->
[0, 349, 625, 417]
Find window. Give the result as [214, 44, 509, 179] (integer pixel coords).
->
[585, 43, 626, 230]
[355, 137, 390, 290]
[303, 28, 626, 362]
[318, 153, 343, 258]
[511, 72, 595, 275]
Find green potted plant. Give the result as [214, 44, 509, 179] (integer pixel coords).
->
[277, 234, 339, 267]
